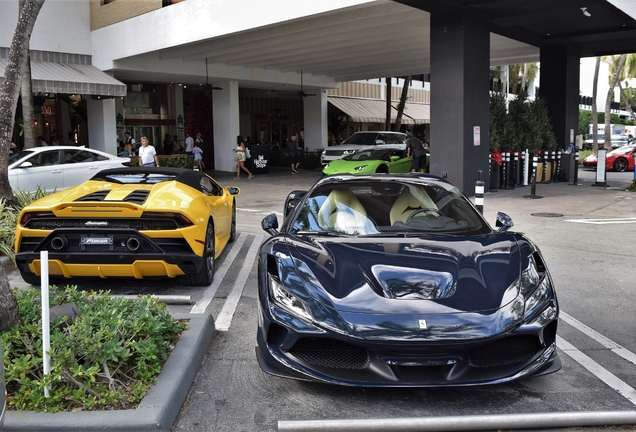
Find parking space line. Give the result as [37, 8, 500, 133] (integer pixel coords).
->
[561, 312, 636, 366]
[564, 217, 636, 225]
[558, 336, 636, 406]
[215, 234, 263, 331]
[238, 208, 284, 217]
[190, 233, 248, 314]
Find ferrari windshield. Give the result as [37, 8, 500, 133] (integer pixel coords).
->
[290, 180, 491, 236]
[342, 149, 403, 161]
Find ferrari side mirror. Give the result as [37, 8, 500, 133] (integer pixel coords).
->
[261, 213, 279, 236]
[495, 212, 514, 232]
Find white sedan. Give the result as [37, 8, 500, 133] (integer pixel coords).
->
[8, 146, 130, 193]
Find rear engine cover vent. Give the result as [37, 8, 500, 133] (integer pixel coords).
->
[75, 190, 110, 202]
[124, 190, 150, 204]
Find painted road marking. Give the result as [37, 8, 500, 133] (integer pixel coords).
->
[238, 208, 284, 217]
[564, 217, 636, 225]
[190, 233, 247, 314]
[558, 336, 636, 406]
[561, 312, 636, 366]
[215, 234, 263, 331]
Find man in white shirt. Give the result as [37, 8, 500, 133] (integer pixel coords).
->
[138, 137, 160, 167]
[184, 133, 194, 154]
[37, 136, 49, 146]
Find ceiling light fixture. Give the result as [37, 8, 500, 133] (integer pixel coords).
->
[581, 7, 591, 17]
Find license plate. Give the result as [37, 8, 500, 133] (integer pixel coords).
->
[81, 237, 113, 245]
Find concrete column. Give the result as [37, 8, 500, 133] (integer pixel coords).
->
[303, 90, 328, 151]
[430, 9, 490, 194]
[175, 84, 185, 141]
[213, 81, 240, 173]
[87, 97, 117, 155]
[540, 45, 580, 151]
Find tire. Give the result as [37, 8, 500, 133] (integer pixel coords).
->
[228, 200, 237, 243]
[20, 271, 41, 285]
[376, 164, 389, 174]
[183, 223, 215, 286]
[613, 158, 628, 172]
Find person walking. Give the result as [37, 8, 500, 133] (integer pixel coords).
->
[184, 132, 195, 154]
[287, 134, 301, 174]
[138, 136, 160, 167]
[233, 135, 253, 179]
[124, 131, 136, 155]
[406, 133, 427, 173]
[163, 134, 173, 155]
[193, 140, 205, 171]
[172, 135, 183, 154]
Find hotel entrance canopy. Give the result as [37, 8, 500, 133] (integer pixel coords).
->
[328, 96, 430, 124]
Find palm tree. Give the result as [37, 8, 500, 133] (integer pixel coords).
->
[603, 54, 627, 145]
[0, 0, 46, 331]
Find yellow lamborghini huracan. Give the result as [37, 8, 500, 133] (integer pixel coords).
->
[14, 167, 239, 286]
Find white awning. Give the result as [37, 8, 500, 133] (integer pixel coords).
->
[328, 96, 429, 124]
[0, 57, 127, 97]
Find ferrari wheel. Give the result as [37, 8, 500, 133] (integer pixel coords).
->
[613, 158, 628, 172]
[184, 223, 215, 286]
[229, 200, 237, 243]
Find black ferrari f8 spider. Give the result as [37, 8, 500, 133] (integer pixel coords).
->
[257, 174, 560, 387]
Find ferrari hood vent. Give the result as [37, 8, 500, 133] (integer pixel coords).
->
[123, 190, 150, 204]
[74, 190, 110, 202]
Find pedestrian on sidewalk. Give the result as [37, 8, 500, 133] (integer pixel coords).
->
[234, 135, 253, 179]
[287, 135, 301, 174]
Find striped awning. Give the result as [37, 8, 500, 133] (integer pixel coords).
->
[328, 96, 430, 124]
[0, 57, 127, 97]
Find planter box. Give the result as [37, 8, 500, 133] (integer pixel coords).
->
[3, 314, 215, 432]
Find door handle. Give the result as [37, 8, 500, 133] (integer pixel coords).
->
[51, 170, 62, 174]
[88, 166, 99, 170]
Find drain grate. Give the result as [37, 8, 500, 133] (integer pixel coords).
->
[531, 213, 564, 218]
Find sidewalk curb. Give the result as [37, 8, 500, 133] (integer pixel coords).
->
[3, 313, 215, 432]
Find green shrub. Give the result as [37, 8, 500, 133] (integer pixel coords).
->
[627, 180, 636, 192]
[578, 149, 593, 164]
[1, 286, 186, 413]
[129, 154, 194, 169]
[0, 186, 50, 262]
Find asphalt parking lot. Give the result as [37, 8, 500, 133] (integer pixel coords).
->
[4, 164, 636, 431]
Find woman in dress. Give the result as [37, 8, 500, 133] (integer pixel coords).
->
[233, 135, 253, 179]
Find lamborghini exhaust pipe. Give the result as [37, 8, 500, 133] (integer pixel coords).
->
[126, 237, 141, 252]
[50, 236, 68, 251]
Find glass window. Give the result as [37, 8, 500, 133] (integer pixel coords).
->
[27, 150, 60, 167]
[64, 150, 99, 163]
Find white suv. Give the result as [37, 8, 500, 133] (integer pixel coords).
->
[321, 131, 408, 165]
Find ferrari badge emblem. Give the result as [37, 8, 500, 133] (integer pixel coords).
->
[418, 320, 428, 329]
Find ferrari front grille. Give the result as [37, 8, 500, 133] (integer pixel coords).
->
[25, 218, 178, 230]
[468, 335, 541, 368]
[288, 338, 370, 370]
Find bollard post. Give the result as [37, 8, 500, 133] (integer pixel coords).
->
[541, 151, 549, 183]
[475, 170, 484, 214]
[514, 151, 520, 186]
[524, 153, 543, 199]
[551, 150, 557, 182]
[523, 149, 530, 186]
[570, 149, 580, 185]
[556, 151, 562, 182]
[510, 151, 517, 189]
[501, 151, 508, 189]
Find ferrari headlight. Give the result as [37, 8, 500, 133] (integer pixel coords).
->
[269, 275, 313, 323]
[354, 165, 368, 172]
[524, 277, 552, 319]
[518, 254, 554, 320]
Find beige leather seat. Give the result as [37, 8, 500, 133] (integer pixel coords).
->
[317, 188, 368, 232]
[389, 186, 438, 225]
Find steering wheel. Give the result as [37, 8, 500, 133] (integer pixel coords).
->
[406, 208, 440, 222]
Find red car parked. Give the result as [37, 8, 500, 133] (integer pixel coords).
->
[582, 145, 636, 172]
